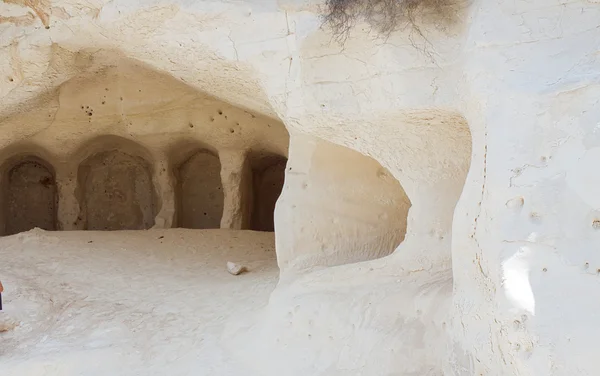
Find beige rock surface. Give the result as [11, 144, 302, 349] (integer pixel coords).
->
[1, 0, 599, 375]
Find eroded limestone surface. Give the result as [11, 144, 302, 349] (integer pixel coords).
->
[1, 0, 599, 375]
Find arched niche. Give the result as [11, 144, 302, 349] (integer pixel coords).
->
[175, 149, 224, 229]
[75, 137, 158, 230]
[248, 153, 287, 232]
[1, 155, 58, 236]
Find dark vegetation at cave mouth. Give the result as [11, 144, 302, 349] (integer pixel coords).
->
[322, 0, 462, 42]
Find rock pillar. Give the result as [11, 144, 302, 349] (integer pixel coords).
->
[219, 150, 251, 230]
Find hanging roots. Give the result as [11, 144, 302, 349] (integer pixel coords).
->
[322, 0, 461, 42]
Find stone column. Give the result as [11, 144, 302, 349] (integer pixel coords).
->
[219, 150, 251, 230]
[151, 157, 176, 229]
[56, 165, 81, 230]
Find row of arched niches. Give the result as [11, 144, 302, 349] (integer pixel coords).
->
[0, 139, 287, 236]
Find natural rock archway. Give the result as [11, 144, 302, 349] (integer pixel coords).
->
[239, 113, 471, 376]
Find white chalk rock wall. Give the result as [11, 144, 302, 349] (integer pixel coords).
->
[1, 0, 599, 375]
[450, 2, 600, 375]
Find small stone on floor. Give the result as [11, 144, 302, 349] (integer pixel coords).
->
[227, 261, 247, 275]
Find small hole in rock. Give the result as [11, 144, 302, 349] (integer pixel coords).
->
[189, 123, 194, 128]
[218, 110, 223, 115]
[229, 129, 235, 134]
[8, 77, 13, 82]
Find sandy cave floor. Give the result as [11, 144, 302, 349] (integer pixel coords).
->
[0, 229, 278, 376]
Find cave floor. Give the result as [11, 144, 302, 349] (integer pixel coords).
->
[0, 229, 278, 376]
